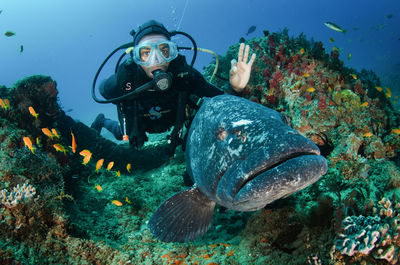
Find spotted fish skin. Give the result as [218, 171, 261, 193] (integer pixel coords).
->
[149, 95, 328, 242]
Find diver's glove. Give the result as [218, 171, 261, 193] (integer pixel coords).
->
[229, 43, 256, 93]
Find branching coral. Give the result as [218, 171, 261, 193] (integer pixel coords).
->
[334, 198, 400, 264]
[0, 183, 36, 208]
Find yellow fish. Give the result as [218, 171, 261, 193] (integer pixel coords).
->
[391, 128, 400, 135]
[347, 53, 351, 60]
[299, 48, 305, 54]
[111, 200, 123, 206]
[94, 185, 103, 192]
[115, 170, 121, 177]
[303, 73, 310, 78]
[363, 132, 373, 137]
[385, 87, 392, 98]
[36, 137, 42, 148]
[79, 149, 92, 165]
[126, 163, 131, 173]
[125, 197, 132, 204]
[332, 46, 340, 52]
[360, 102, 368, 107]
[51, 128, 60, 138]
[351, 74, 357, 80]
[41, 128, 54, 139]
[375, 86, 383, 92]
[306, 87, 315, 93]
[107, 161, 114, 171]
[95, 159, 104, 173]
[53, 143, 67, 154]
[23, 136, 35, 153]
[28, 106, 39, 119]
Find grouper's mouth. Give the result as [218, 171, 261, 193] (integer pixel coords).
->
[215, 143, 327, 210]
[236, 150, 320, 192]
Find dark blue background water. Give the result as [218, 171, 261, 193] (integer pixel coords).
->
[1, 0, 399, 129]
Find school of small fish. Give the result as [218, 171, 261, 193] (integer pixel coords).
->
[0, 101, 134, 207]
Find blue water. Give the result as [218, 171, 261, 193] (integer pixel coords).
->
[1, 0, 399, 126]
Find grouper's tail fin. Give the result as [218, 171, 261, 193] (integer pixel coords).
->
[148, 186, 216, 242]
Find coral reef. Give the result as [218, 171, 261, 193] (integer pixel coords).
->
[0, 28, 400, 264]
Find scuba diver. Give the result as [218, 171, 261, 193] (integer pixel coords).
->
[91, 19, 256, 157]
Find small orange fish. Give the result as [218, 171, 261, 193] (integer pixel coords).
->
[23, 136, 35, 153]
[303, 73, 310, 78]
[111, 200, 123, 206]
[53, 143, 67, 154]
[125, 197, 132, 204]
[385, 87, 392, 98]
[51, 128, 60, 138]
[126, 163, 131, 173]
[329, 37, 335, 42]
[0, 99, 6, 110]
[0, 99, 9, 110]
[94, 185, 103, 192]
[79, 149, 92, 165]
[107, 161, 114, 171]
[375, 86, 383, 92]
[28, 106, 39, 119]
[363, 132, 373, 137]
[79, 149, 91, 157]
[70, 130, 77, 153]
[360, 102, 368, 107]
[95, 159, 104, 173]
[299, 48, 305, 54]
[392, 128, 400, 135]
[306, 87, 315, 93]
[41, 128, 54, 139]
[115, 170, 121, 177]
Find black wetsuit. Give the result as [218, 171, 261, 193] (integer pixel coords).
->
[99, 54, 224, 151]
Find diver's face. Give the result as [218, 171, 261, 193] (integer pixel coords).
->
[138, 34, 171, 78]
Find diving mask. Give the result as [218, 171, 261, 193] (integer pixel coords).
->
[133, 40, 178, 67]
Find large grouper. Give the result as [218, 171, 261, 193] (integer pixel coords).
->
[148, 95, 328, 242]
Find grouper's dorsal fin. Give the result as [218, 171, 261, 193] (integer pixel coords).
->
[148, 186, 216, 242]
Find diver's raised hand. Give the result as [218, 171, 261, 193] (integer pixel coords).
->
[230, 43, 256, 92]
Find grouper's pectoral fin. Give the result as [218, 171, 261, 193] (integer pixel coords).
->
[148, 186, 216, 243]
